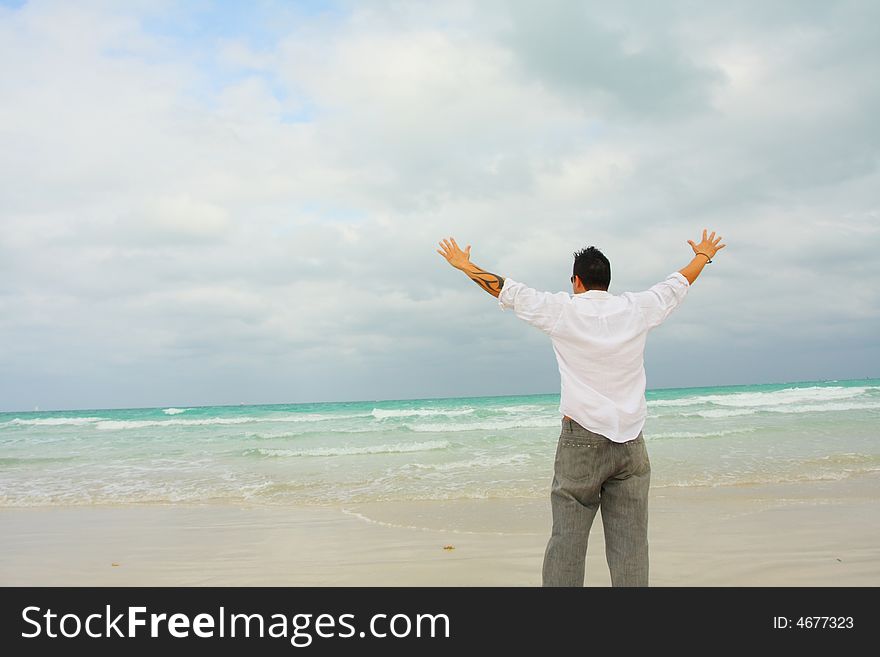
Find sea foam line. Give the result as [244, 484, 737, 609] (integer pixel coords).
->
[649, 385, 878, 410]
[655, 467, 880, 489]
[92, 413, 370, 430]
[3, 417, 108, 427]
[243, 441, 452, 458]
[681, 400, 880, 418]
[646, 428, 758, 440]
[371, 408, 475, 419]
[340, 508, 539, 536]
[406, 417, 561, 432]
[399, 453, 532, 472]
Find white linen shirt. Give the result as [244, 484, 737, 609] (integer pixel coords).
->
[497, 272, 690, 442]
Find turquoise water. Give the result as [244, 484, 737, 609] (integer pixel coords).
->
[1, 378, 878, 506]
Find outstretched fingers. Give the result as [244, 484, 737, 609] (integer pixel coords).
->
[438, 236, 469, 263]
[439, 236, 466, 255]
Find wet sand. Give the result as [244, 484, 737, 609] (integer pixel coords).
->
[2, 473, 878, 586]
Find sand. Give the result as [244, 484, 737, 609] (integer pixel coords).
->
[1, 473, 878, 586]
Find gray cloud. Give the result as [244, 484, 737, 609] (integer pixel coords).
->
[501, 0, 725, 117]
[1, 0, 878, 412]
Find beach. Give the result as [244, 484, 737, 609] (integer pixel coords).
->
[2, 472, 878, 586]
[2, 379, 879, 586]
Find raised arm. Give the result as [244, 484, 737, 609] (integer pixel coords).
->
[437, 237, 505, 298]
[679, 229, 727, 285]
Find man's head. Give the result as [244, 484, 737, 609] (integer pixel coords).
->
[571, 246, 611, 293]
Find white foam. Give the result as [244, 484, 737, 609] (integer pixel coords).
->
[162, 408, 190, 415]
[801, 452, 880, 466]
[4, 416, 106, 426]
[684, 399, 880, 418]
[270, 412, 373, 422]
[248, 441, 451, 458]
[404, 453, 532, 472]
[651, 385, 876, 411]
[92, 413, 368, 430]
[242, 431, 303, 440]
[768, 401, 880, 414]
[648, 398, 706, 407]
[497, 405, 547, 413]
[647, 428, 757, 440]
[95, 417, 258, 430]
[655, 467, 880, 489]
[685, 408, 760, 419]
[371, 408, 475, 419]
[407, 417, 561, 432]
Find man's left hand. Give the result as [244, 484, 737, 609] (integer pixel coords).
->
[437, 237, 472, 270]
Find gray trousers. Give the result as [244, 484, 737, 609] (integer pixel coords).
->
[542, 418, 651, 587]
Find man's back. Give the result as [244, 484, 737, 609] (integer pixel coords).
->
[438, 229, 725, 587]
[498, 272, 690, 441]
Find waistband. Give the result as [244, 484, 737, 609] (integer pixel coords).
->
[561, 416, 643, 444]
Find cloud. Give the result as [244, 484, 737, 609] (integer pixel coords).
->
[501, 0, 725, 117]
[0, 0, 877, 411]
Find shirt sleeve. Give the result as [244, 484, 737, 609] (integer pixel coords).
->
[497, 278, 570, 335]
[630, 271, 690, 329]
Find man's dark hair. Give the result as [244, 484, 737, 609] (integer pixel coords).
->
[572, 246, 611, 290]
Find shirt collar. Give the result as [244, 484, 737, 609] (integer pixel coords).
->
[575, 290, 612, 299]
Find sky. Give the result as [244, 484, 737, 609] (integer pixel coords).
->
[1, 0, 878, 412]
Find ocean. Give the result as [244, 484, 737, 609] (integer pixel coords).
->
[1, 379, 878, 507]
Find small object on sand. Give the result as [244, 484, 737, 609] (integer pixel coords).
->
[111, 563, 120, 567]
[443, 545, 455, 550]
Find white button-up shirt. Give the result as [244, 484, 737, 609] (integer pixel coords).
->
[498, 272, 690, 442]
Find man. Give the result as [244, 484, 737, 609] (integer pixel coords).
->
[437, 230, 726, 586]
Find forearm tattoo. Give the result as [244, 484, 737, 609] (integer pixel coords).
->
[465, 266, 505, 296]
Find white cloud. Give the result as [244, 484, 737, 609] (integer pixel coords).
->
[1, 0, 878, 411]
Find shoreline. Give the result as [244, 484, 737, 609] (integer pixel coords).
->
[2, 472, 878, 586]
